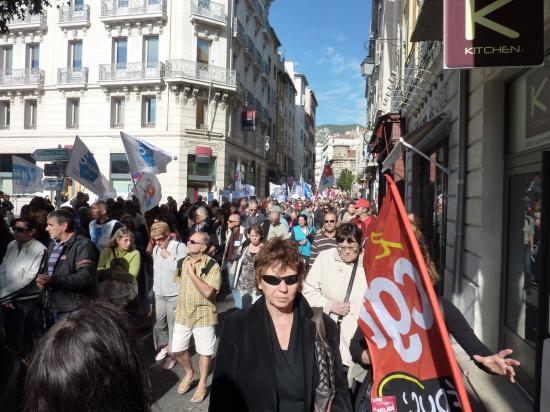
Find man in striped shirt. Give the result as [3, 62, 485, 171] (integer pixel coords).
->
[309, 210, 338, 269]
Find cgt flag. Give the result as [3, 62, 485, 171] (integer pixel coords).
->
[317, 160, 335, 193]
[66, 136, 116, 197]
[12, 155, 43, 194]
[359, 175, 471, 412]
[120, 131, 175, 174]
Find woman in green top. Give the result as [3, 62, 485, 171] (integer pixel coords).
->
[97, 227, 141, 309]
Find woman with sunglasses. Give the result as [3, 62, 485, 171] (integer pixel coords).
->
[302, 223, 367, 376]
[150, 221, 187, 370]
[210, 238, 352, 412]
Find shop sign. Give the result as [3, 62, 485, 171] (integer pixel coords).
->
[525, 67, 550, 139]
[241, 111, 256, 131]
[444, 0, 543, 69]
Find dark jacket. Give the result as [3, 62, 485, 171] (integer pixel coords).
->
[43, 233, 98, 313]
[209, 294, 352, 412]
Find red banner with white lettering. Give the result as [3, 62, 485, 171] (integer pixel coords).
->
[359, 175, 471, 412]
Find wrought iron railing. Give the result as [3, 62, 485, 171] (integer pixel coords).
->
[57, 67, 89, 84]
[166, 60, 238, 88]
[8, 11, 47, 27]
[101, 0, 167, 17]
[191, 0, 226, 23]
[98, 62, 165, 81]
[0, 68, 45, 86]
[59, 5, 90, 23]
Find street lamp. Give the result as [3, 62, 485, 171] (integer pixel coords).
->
[361, 56, 375, 79]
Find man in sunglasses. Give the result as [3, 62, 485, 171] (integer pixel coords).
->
[240, 200, 265, 230]
[308, 210, 338, 269]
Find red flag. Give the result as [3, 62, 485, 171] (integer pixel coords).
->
[359, 175, 472, 412]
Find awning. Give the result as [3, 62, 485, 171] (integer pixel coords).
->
[195, 146, 212, 164]
[382, 113, 449, 174]
[410, 0, 443, 42]
[369, 112, 402, 154]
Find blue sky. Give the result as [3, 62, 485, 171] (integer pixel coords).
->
[269, 0, 371, 127]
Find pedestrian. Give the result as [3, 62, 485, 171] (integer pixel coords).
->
[89, 200, 123, 251]
[240, 199, 266, 230]
[23, 302, 151, 412]
[291, 214, 315, 267]
[261, 208, 291, 241]
[36, 209, 98, 321]
[150, 221, 187, 370]
[173, 231, 221, 403]
[221, 213, 247, 308]
[234, 224, 264, 308]
[302, 223, 367, 373]
[340, 201, 356, 224]
[309, 210, 338, 269]
[209, 238, 352, 411]
[349, 199, 376, 244]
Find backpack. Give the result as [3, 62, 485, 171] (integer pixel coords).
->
[176, 256, 217, 278]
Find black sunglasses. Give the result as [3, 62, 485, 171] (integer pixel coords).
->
[13, 227, 31, 233]
[262, 274, 300, 286]
[188, 239, 205, 245]
[324, 219, 336, 223]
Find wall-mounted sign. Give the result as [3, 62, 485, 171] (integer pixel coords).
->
[241, 111, 256, 131]
[444, 0, 543, 69]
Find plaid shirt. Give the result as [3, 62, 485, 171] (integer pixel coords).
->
[175, 255, 221, 327]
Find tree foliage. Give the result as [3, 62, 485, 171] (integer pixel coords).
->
[336, 168, 354, 191]
[0, 0, 52, 33]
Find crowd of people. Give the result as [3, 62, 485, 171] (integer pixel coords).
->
[0, 191, 519, 411]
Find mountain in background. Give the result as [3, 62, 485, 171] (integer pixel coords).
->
[316, 124, 364, 134]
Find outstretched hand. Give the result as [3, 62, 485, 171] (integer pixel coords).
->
[473, 349, 520, 383]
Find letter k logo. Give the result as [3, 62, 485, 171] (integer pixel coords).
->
[465, 0, 519, 41]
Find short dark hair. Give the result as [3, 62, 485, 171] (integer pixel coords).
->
[336, 223, 362, 246]
[254, 238, 305, 286]
[47, 209, 75, 232]
[12, 216, 39, 232]
[298, 214, 308, 224]
[24, 302, 151, 412]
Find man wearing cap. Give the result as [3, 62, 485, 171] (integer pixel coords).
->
[350, 198, 376, 244]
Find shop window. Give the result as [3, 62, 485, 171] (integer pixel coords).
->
[110, 153, 131, 196]
[0, 153, 34, 193]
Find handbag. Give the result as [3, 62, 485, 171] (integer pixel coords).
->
[312, 307, 336, 412]
[336, 260, 359, 330]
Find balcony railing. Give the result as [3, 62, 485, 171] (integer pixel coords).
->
[101, 0, 167, 19]
[0, 68, 45, 88]
[191, 0, 226, 23]
[166, 60, 238, 88]
[8, 11, 47, 29]
[59, 5, 90, 25]
[234, 19, 246, 42]
[57, 67, 89, 85]
[98, 62, 165, 82]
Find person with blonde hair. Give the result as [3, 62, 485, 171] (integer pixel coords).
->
[149, 220, 187, 370]
[97, 227, 140, 309]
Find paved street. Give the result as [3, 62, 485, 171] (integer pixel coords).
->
[140, 295, 235, 412]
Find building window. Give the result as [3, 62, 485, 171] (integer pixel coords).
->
[144, 36, 158, 68]
[26, 44, 40, 70]
[66, 98, 79, 129]
[113, 38, 127, 68]
[68, 40, 82, 69]
[0, 46, 13, 73]
[197, 39, 210, 65]
[196, 99, 207, 129]
[24, 100, 37, 129]
[142, 95, 156, 127]
[0, 101, 9, 129]
[111, 96, 125, 128]
[74, 0, 84, 10]
[110, 153, 132, 196]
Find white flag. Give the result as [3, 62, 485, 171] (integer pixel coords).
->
[234, 162, 243, 192]
[133, 172, 162, 212]
[241, 184, 255, 197]
[120, 131, 174, 174]
[12, 156, 43, 194]
[66, 136, 115, 196]
[269, 183, 287, 202]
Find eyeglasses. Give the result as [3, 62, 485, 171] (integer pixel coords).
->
[262, 274, 300, 286]
[228, 220, 238, 223]
[188, 239, 205, 245]
[152, 236, 167, 243]
[324, 220, 336, 223]
[13, 227, 31, 233]
[337, 245, 359, 253]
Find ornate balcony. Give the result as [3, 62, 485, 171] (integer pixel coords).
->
[190, 0, 226, 28]
[98, 62, 165, 87]
[0, 68, 45, 91]
[100, 0, 167, 24]
[58, 5, 90, 29]
[57, 67, 89, 89]
[8, 11, 47, 32]
[165, 60, 238, 91]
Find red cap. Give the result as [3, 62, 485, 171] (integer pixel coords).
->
[354, 198, 370, 209]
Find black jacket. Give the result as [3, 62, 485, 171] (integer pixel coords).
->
[43, 233, 98, 313]
[209, 294, 352, 412]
